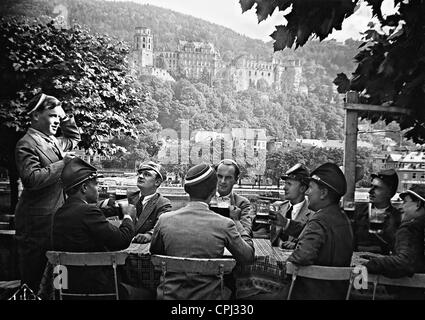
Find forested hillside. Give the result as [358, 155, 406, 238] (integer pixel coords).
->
[1, 0, 362, 141]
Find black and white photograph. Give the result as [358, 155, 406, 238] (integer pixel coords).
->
[0, 0, 425, 306]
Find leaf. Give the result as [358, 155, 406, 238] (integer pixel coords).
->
[333, 73, 351, 94]
[255, 0, 278, 23]
[239, 0, 255, 13]
[271, 25, 295, 50]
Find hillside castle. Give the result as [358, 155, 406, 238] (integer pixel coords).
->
[129, 27, 302, 92]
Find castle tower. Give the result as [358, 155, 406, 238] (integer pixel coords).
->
[133, 27, 153, 67]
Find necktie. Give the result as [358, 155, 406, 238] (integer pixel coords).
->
[285, 205, 293, 219]
[136, 196, 144, 218]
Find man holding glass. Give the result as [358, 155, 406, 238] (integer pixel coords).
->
[211, 159, 255, 237]
[352, 169, 402, 254]
[270, 163, 312, 249]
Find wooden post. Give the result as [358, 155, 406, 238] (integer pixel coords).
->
[343, 91, 359, 211]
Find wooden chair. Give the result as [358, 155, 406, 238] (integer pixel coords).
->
[285, 261, 356, 300]
[45, 251, 128, 300]
[151, 255, 236, 299]
[367, 273, 425, 300]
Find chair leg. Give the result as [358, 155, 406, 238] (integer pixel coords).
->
[346, 277, 354, 300]
[372, 280, 378, 300]
[113, 263, 119, 300]
[287, 275, 297, 300]
[161, 262, 167, 300]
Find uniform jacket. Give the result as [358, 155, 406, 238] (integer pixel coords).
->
[150, 202, 255, 300]
[230, 192, 255, 237]
[128, 191, 172, 235]
[270, 198, 312, 248]
[352, 203, 401, 254]
[14, 117, 81, 240]
[51, 197, 135, 294]
[365, 215, 425, 278]
[287, 203, 354, 300]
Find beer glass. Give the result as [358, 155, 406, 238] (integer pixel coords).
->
[368, 203, 385, 234]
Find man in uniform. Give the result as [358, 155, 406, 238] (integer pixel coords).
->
[51, 157, 152, 299]
[150, 163, 254, 299]
[270, 163, 353, 299]
[127, 161, 172, 244]
[270, 163, 312, 249]
[352, 169, 401, 254]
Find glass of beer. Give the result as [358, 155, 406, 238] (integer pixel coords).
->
[368, 203, 386, 234]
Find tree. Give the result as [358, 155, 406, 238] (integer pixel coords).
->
[0, 17, 149, 210]
[240, 0, 425, 143]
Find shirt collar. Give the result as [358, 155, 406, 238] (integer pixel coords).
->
[142, 192, 157, 205]
[189, 201, 209, 209]
[216, 191, 232, 199]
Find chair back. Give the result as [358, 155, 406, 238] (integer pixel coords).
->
[285, 261, 356, 300]
[46, 251, 128, 300]
[151, 255, 236, 299]
[368, 273, 425, 300]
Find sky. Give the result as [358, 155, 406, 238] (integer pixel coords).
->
[116, 0, 398, 43]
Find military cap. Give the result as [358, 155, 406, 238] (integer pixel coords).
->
[310, 162, 347, 196]
[61, 157, 103, 191]
[400, 184, 425, 203]
[137, 161, 166, 181]
[371, 169, 399, 197]
[184, 163, 216, 187]
[281, 163, 310, 186]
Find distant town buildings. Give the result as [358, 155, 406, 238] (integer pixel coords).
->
[383, 151, 425, 191]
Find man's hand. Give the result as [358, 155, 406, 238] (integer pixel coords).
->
[132, 233, 152, 244]
[268, 210, 288, 228]
[63, 152, 76, 164]
[229, 205, 242, 221]
[119, 203, 137, 221]
[281, 241, 296, 250]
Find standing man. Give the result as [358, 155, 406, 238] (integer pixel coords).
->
[150, 163, 254, 299]
[214, 159, 255, 237]
[270, 163, 312, 249]
[128, 161, 172, 244]
[270, 163, 353, 299]
[14, 93, 80, 292]
[352, 169, 401, 254]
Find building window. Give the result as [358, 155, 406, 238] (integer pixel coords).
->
[413, 173, 417, 179]
[142, 44, 145, 48]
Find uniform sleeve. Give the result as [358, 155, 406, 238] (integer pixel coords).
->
[84, 206, 134, 251]
[15, 140, 65, 190]
[284, 219, 307, 238]
[288, 219, 326, 266]
[57, 115, 81, 152]
[149, 217, 165, 254]
[365, 225, 417, 278]
[224, 220, 255, 264]
[238, 198, 255, 237]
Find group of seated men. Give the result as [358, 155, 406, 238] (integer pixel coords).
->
[50, 156, 425, 300]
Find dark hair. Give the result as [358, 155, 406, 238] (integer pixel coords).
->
[216, 159, 240, 180]
[184, 174, 218, 200]
[27, 93, 60, 115]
